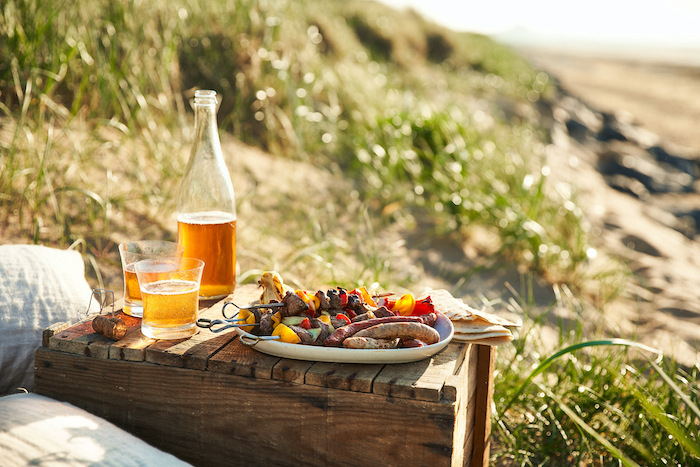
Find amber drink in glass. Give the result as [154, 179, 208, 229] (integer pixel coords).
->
[118, 241, 184, 317]
[135, 257, 204, 339]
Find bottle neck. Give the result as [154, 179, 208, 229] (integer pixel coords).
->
[193, 102, 220, 151]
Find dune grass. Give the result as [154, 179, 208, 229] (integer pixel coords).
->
[1, 0, 698, 464]
[493, 284, 700, 465]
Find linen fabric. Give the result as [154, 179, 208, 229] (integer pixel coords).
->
[0, 245, 99, 395]
[0, 393, 192, 466]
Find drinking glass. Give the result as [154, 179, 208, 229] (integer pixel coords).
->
[135, 257, 205, 340]
[118, 241, 184, 318]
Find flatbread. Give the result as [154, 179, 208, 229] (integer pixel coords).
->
[453, 322, 511, 335]
[416, 288, 517, 347]
[441, 305, 475, 321]
[452, 333, 514, 346]
[428, 289, 519, 327]
[469, 308, 521, 328]
[421, 289, 474, 320]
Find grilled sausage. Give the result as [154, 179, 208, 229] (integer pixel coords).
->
[323, 315, 426, 347]
[343, 337, 400, 349]
[354, 322, 440, 345]
[400, 338, 426, 348]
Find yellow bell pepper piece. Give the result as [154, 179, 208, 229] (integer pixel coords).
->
[295, 289, 321, 312]
[318, 315, 331, 325]
[272, 323, 301, 344]
[393, 293, 416, 316]
[238, 309, 256, 332]
[270, 311, 282, 330]
[357, 286, 378, 308]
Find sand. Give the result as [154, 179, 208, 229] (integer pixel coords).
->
[518, 47, 700, 367]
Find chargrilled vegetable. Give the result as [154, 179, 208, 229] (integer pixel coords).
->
[252, 272, 442, 349]
[258, 271, 293, 304]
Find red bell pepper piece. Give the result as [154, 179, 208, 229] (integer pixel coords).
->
[411, 296, 435, 316]
[344, 308, 357, 319]
[300, 317, 312, 330]
[338, 288, 348, 307]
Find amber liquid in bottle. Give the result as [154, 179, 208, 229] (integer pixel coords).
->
[177, 211, 236, 299]
[177, 90, 236, 300]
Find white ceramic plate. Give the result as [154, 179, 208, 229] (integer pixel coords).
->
[235, 312, 454, 364]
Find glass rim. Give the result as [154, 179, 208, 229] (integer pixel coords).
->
[133, 257, 204, 273]
[118, 240, 184, 255]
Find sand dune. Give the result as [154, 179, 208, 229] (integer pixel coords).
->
[522, 47, 700, 366]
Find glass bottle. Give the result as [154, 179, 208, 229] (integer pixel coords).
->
[176, 90, 236, 299]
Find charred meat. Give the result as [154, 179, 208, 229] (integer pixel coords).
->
[281, 291, 308, 317]
[315, 290, 331, 311]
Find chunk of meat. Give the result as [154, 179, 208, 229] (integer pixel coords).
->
[310, 319, 330, 346]
[282, 291, 308, 317]
[346, 294, 370, 315]
[289, 325, 314, 345]
[327, 289, 342, 309]
[315, 290, 331, 311]
[259, 312, 274, 335]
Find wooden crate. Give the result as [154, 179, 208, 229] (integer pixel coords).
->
[34, 284, 495, 467]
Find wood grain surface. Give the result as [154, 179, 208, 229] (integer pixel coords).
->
[35, 284, 495, 466]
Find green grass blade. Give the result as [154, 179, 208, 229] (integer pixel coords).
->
[630, 385, 700, 458]
[648, 359, 700, 420]
[537, 382, 643, 467]
[503, 339, 661, 413]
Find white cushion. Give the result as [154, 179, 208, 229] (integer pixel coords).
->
[0, 245, 100, 395]
[0, 393, 191, 466]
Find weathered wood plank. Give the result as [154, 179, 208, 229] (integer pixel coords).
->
[48, 310, 139, 358]
[48, 319, 114, 358]
[42, 321, 70, 347]
[108, 327, 155, 361]
[470, 345, 495, 467]
[49, 319, 95, 354]
[442, 343, 469, 403]
[304, 361, 384, 393]
[272, 358, 315, 384]
[206, 338, 281, 379]
[35, 348, 458, 467]
[446, 343, 477, 467]
[373, 343, 464, 402]
[144, 296, 237, 369]
[228, 282, 263, 306]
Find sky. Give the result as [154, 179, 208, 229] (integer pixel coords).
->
[378, 0, 700, 49]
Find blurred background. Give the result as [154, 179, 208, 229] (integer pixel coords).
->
[380, 0, 700, 58]
[3, 0, 700, 462]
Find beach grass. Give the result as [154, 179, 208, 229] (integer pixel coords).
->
[1, 0, 698, 464]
